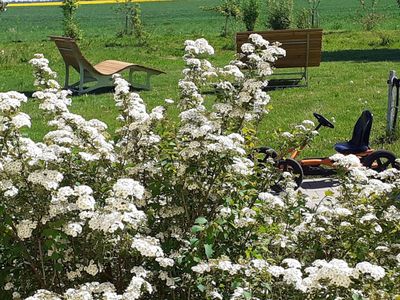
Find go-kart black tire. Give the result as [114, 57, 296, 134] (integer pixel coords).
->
[362, 150, 399, 172]
[254, 147, 278, 163]
[272, 158, 304, 192]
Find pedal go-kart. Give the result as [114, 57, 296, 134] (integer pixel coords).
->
[256, 110, 400, 189]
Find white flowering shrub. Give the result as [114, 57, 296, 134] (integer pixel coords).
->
[0, 35, 400, 300]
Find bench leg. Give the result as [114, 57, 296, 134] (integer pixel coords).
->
[64, 64, 70, 90]
[129, 69, 133, 86]
[145, 73, 151, 90]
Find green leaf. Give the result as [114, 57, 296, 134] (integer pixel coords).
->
[197, 284, 206, 292]
[352, 294, 361, 300]
[204, 244, 213, 258]
[190, 238, 199, 246]
[42, 228, 60, 238]
[195, 217, 208, 225]
[191, 225, 204, 233]
[243, 291, 252, 299]
[324, 190, 334, 196]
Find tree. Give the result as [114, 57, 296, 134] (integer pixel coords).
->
[266, 0, 294, 30]
[242, 0, 259, 31]
[203, 0, 241, 37]
[62, 0, 82, 39]
[116, 0, 148, 44]
[309, 0, 321, 28]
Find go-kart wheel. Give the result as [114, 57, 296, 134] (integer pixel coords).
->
[362, 150, 399, 172]
[313, 112, 335, 129]
[253, 147, 278, 163]
[272, 158, 304, 192]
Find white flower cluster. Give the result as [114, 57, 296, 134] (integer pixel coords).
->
[25, 280, 152, 300]
[88, 179, 147, 234]
[2, 38, 399, 300]
[16, 219, 38, 240]
[184, 38, 215, 56]
[131, 235, 164, 257]
[330, 153, 362, 169]
[29, 54, 58, 89]
[27, 170, 64, 191]
[113, 75, 163, 175]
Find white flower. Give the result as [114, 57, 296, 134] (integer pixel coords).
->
[156, 257, 175, 268]
[259, 192, 285, 208]
[360, 213, 377, 224]
[63, 222, 82, 237]
[75, 185, 95, 211]
[249, 34, 269, 47]
[191, 262, 211, 274]
[84, 260, 99, 276]
[230, 157, 254, 176]
[11, 112, 31, 128]
[241, 43, 255, 54]
[27, 170, 63, 190]
[268, 266, 284, 277]
[16, 219, 37, 240]
[113, 178, 145, 199]
[396, 253, 400, 265]
[210, 290, 223, 300]
[330, 153, 361, 169]
[4, 282, 14, 291]
[282, 258, 302, 269]
[131, 235, 163, 257]
[123, 276, 153, 299]
[282, 131, 294, 139]
[355, 262, 385, 281]
[374, 224, 382, 233]
[218, 206, 232, 218]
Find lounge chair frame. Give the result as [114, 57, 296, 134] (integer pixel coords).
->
[50, 36, 165, 94]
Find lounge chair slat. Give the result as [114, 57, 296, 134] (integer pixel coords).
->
[49, 36, 165, 94]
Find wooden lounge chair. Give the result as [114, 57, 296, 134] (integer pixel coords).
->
[50, 36, 165, 94]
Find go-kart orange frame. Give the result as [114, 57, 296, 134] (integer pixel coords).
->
[258, 110, 399, 189]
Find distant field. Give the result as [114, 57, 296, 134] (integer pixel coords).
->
[7, 0, 168, 7]
[1, 0, 400, 41]
[1, 0, 400, 157]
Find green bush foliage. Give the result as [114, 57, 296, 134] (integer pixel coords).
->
[62, 0, 82, 39]
[203, 0, 242, 37]
[242, 0, 259, 31]
[266, 0, 293, 30]
[358, 0, 383, 31]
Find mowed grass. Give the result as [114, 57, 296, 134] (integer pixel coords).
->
[1, 0, 400, 158]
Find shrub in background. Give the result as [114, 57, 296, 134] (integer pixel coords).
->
[266, 0, 293, 30]
[202, 0, 242, 37]
[308, 0, 321, 28]
[242, 0, 259, 31]
[62, 0, 82, 39]
[358, 0, 383, 31]
[296, 8, 311, 29]
[116, 0, 148, 45]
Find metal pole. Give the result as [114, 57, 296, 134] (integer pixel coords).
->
[387, 70, 396, 135]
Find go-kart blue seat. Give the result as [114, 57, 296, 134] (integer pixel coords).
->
[334, 110, 373, 154]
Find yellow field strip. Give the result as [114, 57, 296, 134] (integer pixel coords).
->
[8, 0, 169, 7]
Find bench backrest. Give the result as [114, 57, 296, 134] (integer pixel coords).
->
[50, 36, 96, 74]
[236, 29, 323, 68]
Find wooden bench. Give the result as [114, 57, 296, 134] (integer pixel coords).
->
[236, 28, 323, 87]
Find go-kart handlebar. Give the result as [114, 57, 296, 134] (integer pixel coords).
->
[313, 112, 335, 130]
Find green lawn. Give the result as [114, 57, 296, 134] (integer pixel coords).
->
[1, 0, 400, 158]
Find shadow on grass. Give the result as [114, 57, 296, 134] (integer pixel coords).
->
[20, 86, 148, 97]
[322, 49, 400, 62]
